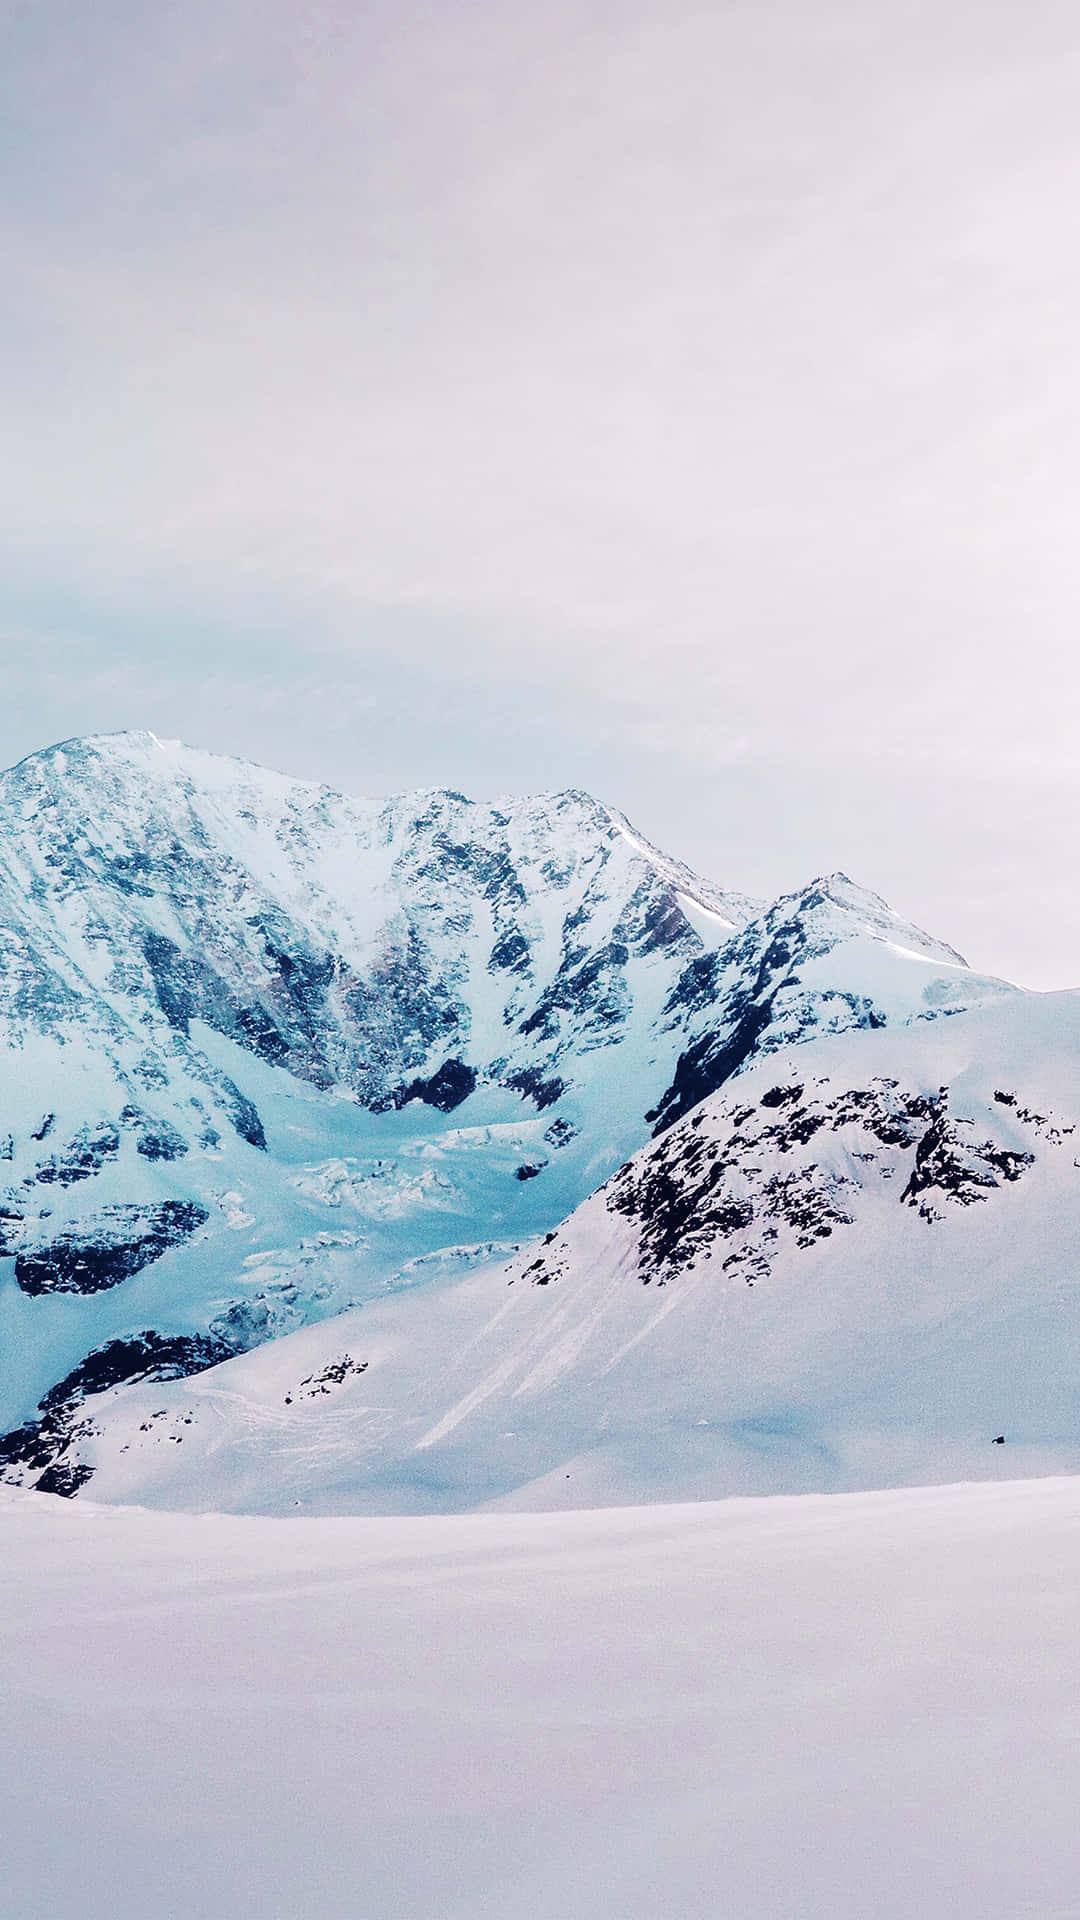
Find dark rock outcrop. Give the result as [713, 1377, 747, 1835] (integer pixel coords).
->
[13, 1201, 210, 1296]
[0, 1328, 234, 1494]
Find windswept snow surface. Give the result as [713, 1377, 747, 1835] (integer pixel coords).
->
[3, 1477, 1080, 1920]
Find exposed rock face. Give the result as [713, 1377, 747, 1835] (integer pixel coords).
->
[0, 738, 994, 1141]
[646, 874, 977, 1134]
[0, 735, 761, 1117]
[597, 1079, 1042, 1288]
[13, 1202, 210, 1296]
[0, 1330, 234, 1494]
[34, 1121, 121, 1186]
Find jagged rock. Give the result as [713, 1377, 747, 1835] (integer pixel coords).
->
[13, 1201, 210, 1295]
[0, 1329, 234, 1493]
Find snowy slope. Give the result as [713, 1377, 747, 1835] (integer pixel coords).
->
[44, 987, 1080, 1513]
[4, 1476, 1080, 1920]
[0, 730, 1009, 1475]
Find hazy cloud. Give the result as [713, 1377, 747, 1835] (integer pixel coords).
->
[2, 0, 1079, 984]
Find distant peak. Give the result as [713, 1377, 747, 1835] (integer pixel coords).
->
[773, 872, 969, 969]
[798, 873, 891, 912]
[89, 728, 173, 748]
[6, 728, 209, 774]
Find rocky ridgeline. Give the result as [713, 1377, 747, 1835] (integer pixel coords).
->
[520, 1075, 1069, 1293]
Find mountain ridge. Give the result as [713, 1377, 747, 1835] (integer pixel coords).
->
[0, 730, 1025, 1499]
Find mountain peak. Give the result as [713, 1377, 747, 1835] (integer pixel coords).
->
[773, 871, 969, 970]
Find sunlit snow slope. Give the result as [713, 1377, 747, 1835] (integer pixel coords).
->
[0, 732, 1019, 1497]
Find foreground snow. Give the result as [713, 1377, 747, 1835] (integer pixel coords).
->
[3, 1476, 1080, 1919]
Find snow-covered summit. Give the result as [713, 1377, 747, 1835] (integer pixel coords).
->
[774, 871, 967, 966]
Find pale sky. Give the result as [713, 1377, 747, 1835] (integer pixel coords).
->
[2, 0, 1079, 987]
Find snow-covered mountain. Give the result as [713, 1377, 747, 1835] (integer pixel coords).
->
[46, 988, 1080, 1513]
[0, 729, 757, 1445]
[0, 731, 1044, 1506]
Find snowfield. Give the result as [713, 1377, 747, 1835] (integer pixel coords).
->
[3, 1475, 1080, 1920]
